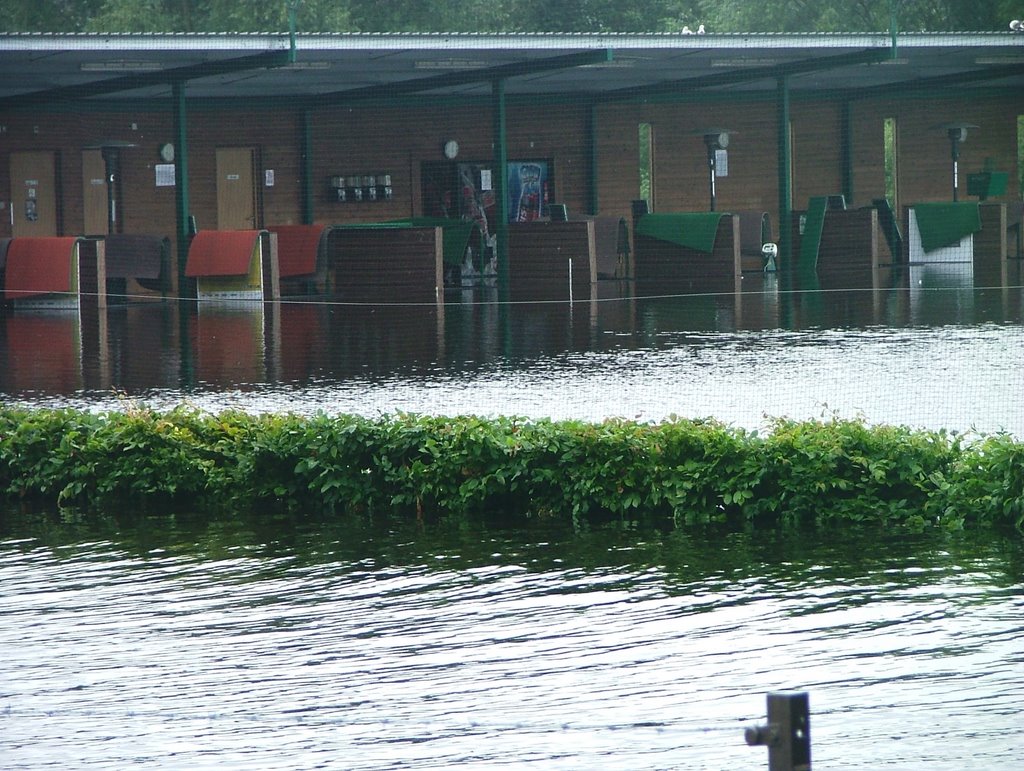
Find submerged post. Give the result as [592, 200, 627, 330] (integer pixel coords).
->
[745, 691, 811, 771]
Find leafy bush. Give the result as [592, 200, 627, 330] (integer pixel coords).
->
[0, 406, 1020, 532]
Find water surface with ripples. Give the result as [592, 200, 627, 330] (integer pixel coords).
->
[1, 515, 1021, 769]
[2, 270, 1023, 768]
[2, 272, 1023, 435]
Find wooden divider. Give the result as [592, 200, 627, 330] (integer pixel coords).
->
[185, 230, 280, 301]
[326, 226, 443, 304]
[3, 236, 106, 309]
[976, 203, 1008, 262]
[790, 208, 882, 290]
[508, 220, 596, 300]
[633, 215, 741, 294]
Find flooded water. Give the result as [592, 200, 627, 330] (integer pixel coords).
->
[1, 266, 1023, 436]
[1, 515, 1022, 770]
[2, 266, 1024, 769]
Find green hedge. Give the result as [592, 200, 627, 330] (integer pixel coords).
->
[0, 406, 1021, 531]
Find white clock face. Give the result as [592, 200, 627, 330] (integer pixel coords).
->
[159, 143, 175, 162]
[443, 140, 459, 159]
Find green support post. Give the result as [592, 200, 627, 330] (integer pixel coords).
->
[841, 101, 853, 206]
[587, 103, 599, 215]
[288, 1, 299, 63]
[492, 78, 510, 296]
[777, 75, 792, 271]
[301, 109, 314, 225]
[889, 0, 899, 58]
[172, 81, 191, 297]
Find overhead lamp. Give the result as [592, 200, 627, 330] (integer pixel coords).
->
[281, 61, 331, 71]
[710, 58, 778, 68]
[413, 58, 481, 70]
[80, 60, 163, 72]
[975, 55, 1024, 64]
[934, 123, 978, 201]
[579, 59, 641, 69]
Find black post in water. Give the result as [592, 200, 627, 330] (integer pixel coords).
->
[745, 691, 811, 771]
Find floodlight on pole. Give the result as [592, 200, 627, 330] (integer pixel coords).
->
[935, 123, 977, 202]
[698, 128, 734, 212]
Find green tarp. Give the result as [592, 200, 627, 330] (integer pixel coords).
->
[391, 218, 482, 266]
[337, 218, 482, 266]
[913, 202, 982, 253]
[798, 196, 830, 276]
[635, 213, 725, 253]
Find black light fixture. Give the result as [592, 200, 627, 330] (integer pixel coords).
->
[935, 123, 978, 202]
[698, 128, 734, 211]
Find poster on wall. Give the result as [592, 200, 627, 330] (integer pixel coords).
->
[421, 159, 555, 234]
[457, 163, 497, 241]
[508, 160, 552, 223]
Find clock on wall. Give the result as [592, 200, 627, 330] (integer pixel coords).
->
[159, 143, 175, 162]
[443, 139, 459, 160]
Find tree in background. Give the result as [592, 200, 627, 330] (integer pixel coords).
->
[502, 0, 701, 33]
[701, 0, 1022, 33]
[1, 0, 104, 32]
[0, 0, 1018, 33]
[345, 0, 511, 32]
[79, 0, 352, 32]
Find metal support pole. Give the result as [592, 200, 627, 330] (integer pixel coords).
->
[708, 146, 717, 212]
[101, 147, 120, 234]
[776, 75, 792, 271]
[745, 691, 812, 771]
[951, 136, 960, 202]
[172, 81, 192, 297]
[287, 0, 299, 63]
[841, 101, 853, 205]
[587, 103, 599, 216]
[300, 108, 314, 224]
[492, 78, 510, 298]
[888, 0, 899, 58]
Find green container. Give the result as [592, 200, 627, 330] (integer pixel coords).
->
[966, 171, 1008, 200]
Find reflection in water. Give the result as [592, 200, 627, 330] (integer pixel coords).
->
[1, 309, 85, 393]
[0, 515, 1021, 770]
[1, 264, 1022, 435]
[193, 301, 268, 386]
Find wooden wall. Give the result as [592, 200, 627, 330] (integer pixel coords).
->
[0, 108, 304, 267]
[309, 100, 593, 226]
[0, 91, 1018, 282]
[849, 95, 1021, 211]
[596, 93, 1020, 224]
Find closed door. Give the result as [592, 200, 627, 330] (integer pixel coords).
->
[82, 148, 109, 236]
[216, 147, 257, 230]
[9, 151, 58, 237]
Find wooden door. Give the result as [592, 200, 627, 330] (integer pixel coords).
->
[9, 151, 58, 237]
[216, 147, 257, 230]
[82, 148, 108, 236]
